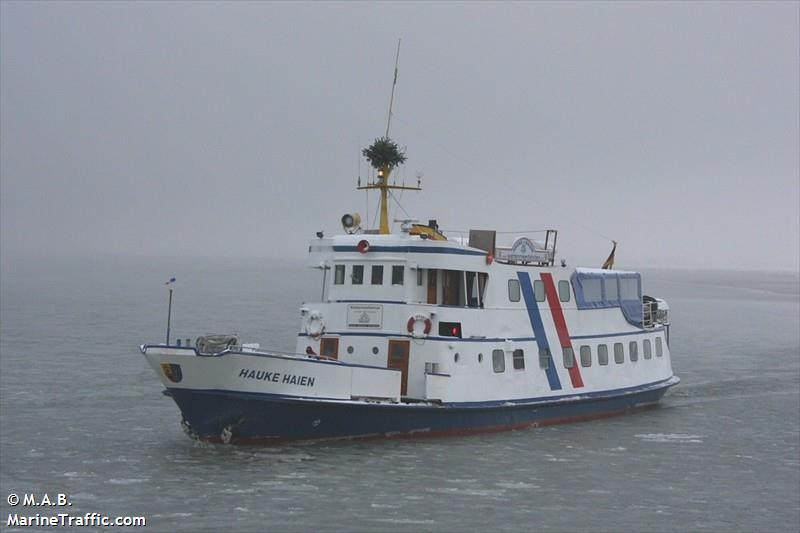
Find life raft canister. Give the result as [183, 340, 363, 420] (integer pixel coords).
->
[407, 313, 432, 338]
[305, 310, 325, 338]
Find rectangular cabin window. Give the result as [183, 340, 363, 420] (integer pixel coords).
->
[620, 277, 639, 300]
[539, 348, 551, 369]
[605, 276, 619, 301]
[583, 278, 603, 303]
[563, 347, 575, 369]
[534, 280, 546, 302]
[629, 341, 638, 362]
[392, 265, 404, 285]
[580, 345, 592, 367]
[371, 265, 384, 285]
[513, 349, 525, 370]
[438, 321, 462, 338]
[558, 280, 571, 302]
[492, 349, 505, 373]
[656, 337, 664, 357]
[598, 344, 609, 366]
[508, 279, 521, 302]
[352, 265, 364, 285]
[614, 343, 624, 364]
[643, 339, 652, 359]
[334, 265, 345, 285]
[417, 268, 424, 286]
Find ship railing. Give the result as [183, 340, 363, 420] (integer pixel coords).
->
[643, 301, 670, 329]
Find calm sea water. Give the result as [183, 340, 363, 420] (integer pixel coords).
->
[1, 256, 798, 532]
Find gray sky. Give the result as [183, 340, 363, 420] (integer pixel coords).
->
[2, 1, 798, 271]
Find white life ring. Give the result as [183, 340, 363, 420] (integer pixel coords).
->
[305, 310, 325, 338]
[407, 313, 432, 339]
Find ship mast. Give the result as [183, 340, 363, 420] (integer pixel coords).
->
[358, 39, 421, 235]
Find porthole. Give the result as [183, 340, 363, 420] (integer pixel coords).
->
[372, 346, 379, 355]
[478, 353, 483, 363]
[454, 353, 460, 363]
[347, 346, 354, 354]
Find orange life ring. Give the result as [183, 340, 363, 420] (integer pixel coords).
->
[407, 314, 432, 338]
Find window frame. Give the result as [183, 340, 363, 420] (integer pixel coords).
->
[656, 337, 663, 357]
[580, 345, 592, 367]
[508, 279, 521, 302]
[371, 265, 384, 285]
[492, 349, 505, 373]
[534, 280, 546, 302]
[563, 347, 575, 369]
[643, 339, 652, 359]
[598, 344, 609, 366]
[629, 340, 638, 362]
[352, 264, 364, 285]
[539, 348, 551, 369]
[333, 264, 345, 285]
[391, 265, 404, 286]
[614, 342, 624, 364]
[558, 280, 571, 302]
[513, 349, 525, 370]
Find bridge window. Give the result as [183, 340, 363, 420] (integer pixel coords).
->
[334, 265, 345, 285]
[392, 265, 404, 285]
[563, 347, 575, 368]
[656, 337, 664, 357]
[442, 270, 463, 306]
[508, 279, 521, 302]
[598, 344, 609, 365]
[352, 265, 364, 285]
[643, 339, 652, 359]
[614, 343, 624, 364]
[559, 280, 571, 302]
[492, 349, 505, 373]
[605, 276, 619, 301]
[371, 265, 384, 285]
[620, 277, 640, 300]
[580, 345, 592, 367]
[534, 280, 546, 302]
[513, 349, 525, 370]
[629, 341, 638, 362]
[582, 278, 603, 303]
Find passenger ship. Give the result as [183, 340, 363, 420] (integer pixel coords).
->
[141, 139, 678, 444]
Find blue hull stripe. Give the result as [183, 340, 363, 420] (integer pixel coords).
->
[167, 377, 677, 443]
[518, 271, 562, 390]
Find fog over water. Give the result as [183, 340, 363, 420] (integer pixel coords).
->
[1, 1, 798, 271]
[1, 259, 798, 532]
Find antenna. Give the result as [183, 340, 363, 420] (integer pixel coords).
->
[385, 38, 401, 137]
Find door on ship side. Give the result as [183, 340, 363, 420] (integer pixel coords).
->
[387, 339, 410, 396]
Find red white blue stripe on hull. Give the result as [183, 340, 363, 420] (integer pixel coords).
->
[167, 376, 679, 444]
